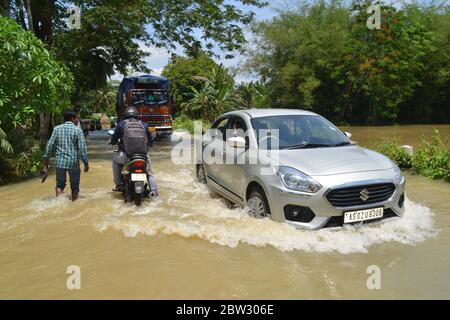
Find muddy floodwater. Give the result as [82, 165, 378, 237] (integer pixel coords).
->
[0, 125, 449, 299]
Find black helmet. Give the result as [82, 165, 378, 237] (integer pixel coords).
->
[123, 107, 139, 120]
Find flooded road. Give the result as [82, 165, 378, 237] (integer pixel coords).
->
[0, 125, 449, 299]
[341, 124, 450, 149]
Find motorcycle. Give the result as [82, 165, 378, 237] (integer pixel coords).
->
[108, 130, 150, 206]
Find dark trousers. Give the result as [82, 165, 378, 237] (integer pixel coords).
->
[55, 167, 81, 193]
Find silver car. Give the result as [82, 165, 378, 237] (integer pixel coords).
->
[196, 109, 405, 229]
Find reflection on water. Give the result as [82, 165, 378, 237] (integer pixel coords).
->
[0, 125, 449, 299]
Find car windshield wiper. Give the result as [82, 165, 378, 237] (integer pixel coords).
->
[283, 143, 332, 150]
[333, 141, 353, 147]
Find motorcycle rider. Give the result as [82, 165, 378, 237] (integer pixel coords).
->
[110, 107, 158, 199]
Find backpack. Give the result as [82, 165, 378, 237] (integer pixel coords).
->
[122, 119, 148, 156]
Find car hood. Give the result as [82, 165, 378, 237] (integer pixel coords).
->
[268, 146, 393, 176]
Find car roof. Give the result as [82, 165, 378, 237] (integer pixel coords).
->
[223, 108, 319, 119]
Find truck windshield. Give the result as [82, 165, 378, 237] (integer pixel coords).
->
[131, 90, 168, 105]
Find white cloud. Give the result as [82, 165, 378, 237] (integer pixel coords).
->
[152, 67, 164, 76]
[110, 41, 175, 80]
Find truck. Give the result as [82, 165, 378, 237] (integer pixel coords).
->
[116, 75, 174, 136]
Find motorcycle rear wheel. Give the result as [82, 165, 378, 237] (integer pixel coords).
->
[134, 193, 143, 206]
[123, 185, 131, 203]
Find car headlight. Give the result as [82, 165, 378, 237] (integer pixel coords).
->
[277, 166, 322, 193]
[392, 161, 403, 183]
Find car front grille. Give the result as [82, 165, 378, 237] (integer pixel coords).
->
[326, 183, 396, 208]
[323, 208, 398, 228]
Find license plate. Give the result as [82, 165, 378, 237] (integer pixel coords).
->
[344, 207, 384, 224]
[131, 173, 147, 182]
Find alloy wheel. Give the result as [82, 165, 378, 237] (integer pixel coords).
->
[247, 192, 267, 218]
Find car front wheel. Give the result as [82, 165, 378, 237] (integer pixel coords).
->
[247, 188, 270, 218]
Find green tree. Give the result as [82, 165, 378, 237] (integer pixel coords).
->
[2, 0, 265, 142]
[252, 81, 272, 109]
[247, 0, 448, 125]
[247, 0, 349, 117]
[162, 53, 220, 107]
[398, 3, 450, 124]
[181, 66, 243, 122]
[335, 0, 434, 124]
[0, 17, 73, 140]
[4, 0, 266, 93]
[76, 81, 119, 118]
[0, 16, 72, 182]
[236, 81, 271, 108]
[236, 82, 256, 108]
[96, 82, 119, 114]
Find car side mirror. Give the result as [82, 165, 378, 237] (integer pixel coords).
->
[227, 136, 246, 148]
[344, 131, 352, 139]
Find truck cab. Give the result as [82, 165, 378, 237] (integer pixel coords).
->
[116, 75, 174, 136]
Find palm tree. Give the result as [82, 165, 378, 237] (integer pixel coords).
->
[96, 83, 117, 113]
[236, 82, 256, 109]
[253, 81, 272, 109]
[0, 126, 12, 154]
[182, 66, 244, 122]
[236, 81, 272, 109]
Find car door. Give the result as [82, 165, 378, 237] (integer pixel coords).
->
[202, 116, 229, 186]
[222, 116, 248, 197]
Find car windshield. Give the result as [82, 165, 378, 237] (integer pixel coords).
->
[250, 115, 350, 150]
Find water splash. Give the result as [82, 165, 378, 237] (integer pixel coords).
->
[8, 165, 438, 254]
[96, 195, 438, 254]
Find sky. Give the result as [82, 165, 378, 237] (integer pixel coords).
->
[111, 1, 281, 83]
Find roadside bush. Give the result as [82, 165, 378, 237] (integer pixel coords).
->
[375, 137, 412, 168]
[0, 133, 43, 184]
[412, 130, 450, 181]
[172, 114, 211, 134]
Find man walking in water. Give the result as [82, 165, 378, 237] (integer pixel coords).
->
[43, 110, 89, 201]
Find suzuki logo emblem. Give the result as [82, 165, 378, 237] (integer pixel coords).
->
[360, 189, 370, 201]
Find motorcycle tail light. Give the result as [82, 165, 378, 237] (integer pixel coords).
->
[131, 160, 146, 167]
[130, 160, 146, 172]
